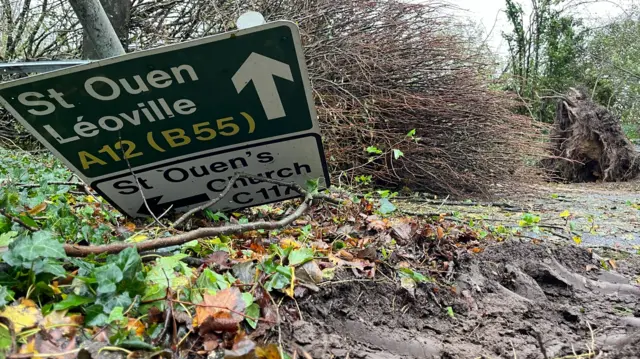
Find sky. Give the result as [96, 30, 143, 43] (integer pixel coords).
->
[448, 0, 632, 56]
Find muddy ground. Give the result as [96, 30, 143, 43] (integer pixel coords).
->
[281, 182, 640, 359]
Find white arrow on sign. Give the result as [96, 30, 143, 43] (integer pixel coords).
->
[232, 52, 294, 120]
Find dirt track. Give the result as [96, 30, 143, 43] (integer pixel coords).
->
[283, 182, 640, 359]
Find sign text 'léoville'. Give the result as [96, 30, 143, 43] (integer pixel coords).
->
[0, 21, 329, 217]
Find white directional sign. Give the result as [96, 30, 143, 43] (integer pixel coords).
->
[0, 21, 330, 217]
[93, 135, 327, 217]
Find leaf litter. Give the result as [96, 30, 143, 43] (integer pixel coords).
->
[0, 149, 639, 358]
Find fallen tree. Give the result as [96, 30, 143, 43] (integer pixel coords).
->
[544, 88, 640, 182]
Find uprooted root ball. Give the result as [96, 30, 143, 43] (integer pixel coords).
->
[545, 87, 640, 182]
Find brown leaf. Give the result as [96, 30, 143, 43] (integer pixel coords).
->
[123, 222, 136, 232]
[196, 287, 246, 334]
[295, 260, 323, 284]
[367, 219, 387, 232]
[205, 251, 231, 269]
[356, 246, 377, 261]
[391, 222, 414, 243]
[336, 250, 354, 261]
[436, 227, 444, 240]
[147, 307, 164, 324]
[27, 203, 47, 216]
[203, 333, 219, 351]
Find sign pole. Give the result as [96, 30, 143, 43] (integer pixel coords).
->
[68, 0, 125, 59]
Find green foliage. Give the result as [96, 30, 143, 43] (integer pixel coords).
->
[398, 268, 432, 283]
[2, 231, 67, 277]
[366, 146, 383, 155]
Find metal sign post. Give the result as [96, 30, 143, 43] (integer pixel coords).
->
[0, 21, 329, 217]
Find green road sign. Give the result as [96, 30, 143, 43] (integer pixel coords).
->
[0, 21, 329, 217]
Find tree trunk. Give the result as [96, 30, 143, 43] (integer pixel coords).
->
[82, 0, 130, 59]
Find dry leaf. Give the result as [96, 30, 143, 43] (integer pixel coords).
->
[608, 259, 617, 270]
[295, 260, 323, 284]
[27, 203, 47, 216]
[336, 250, 354, 261]
[42, 310, 83, 337]
[205, 251, 231, 269]
[279, 237, 301, 249]
[284, 267, 296, 298]
[19, 338, 37, 355]
[367, 219, 388, 232]
[436, 227, 444, 240]
[0, 299, 43, 333]
[391, 222, 414, 243]
[127, 318, 146, 337]
[256, 344, 282, 359]
[196, 287, 246, 334]
[123, 222, 136, 232]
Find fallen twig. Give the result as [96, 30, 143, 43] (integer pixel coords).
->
[63, 195, 314, 256]
[0, 208, 38, 231]
[63, 173, 340, 256]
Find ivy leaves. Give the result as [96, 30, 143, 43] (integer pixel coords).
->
[2, 231, 67, 277]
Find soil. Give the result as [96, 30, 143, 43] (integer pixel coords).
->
[284, 241, 640, 359]
[282, 181, 640, 359]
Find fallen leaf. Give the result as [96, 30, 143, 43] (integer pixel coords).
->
[367, 219, 388, 232]
[196, 287, 246, 334]
[127, 318, 146, 337]
[205, 251, 231, 270]
[336, 250, 354, 261]
[19, 338, 37, 355]
[203, 333, 219, 351]
[295, 260, 323, 284]
[608, 259, 617, 270]
[572, 236, 582, 245]
[126, 234, 148, 243]
[391, 222, 414, 243]
[437, 227, 444, 240]
[27, 203, 47, 216]
[124, 222, 136, 232]
[559, 210, 571, 219]
[279, 237, 301, 250]
[0, 299, 43, 333]
[400, 277, 416, 297]
[284, 267, 296, 298]
[355, 246, 377, 260]
[42, 310, 83, 337]
[256, 344, 282, 359]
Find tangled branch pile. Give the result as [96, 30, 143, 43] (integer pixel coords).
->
[544, 88, 640, 182]
[1, 0, 547, 195]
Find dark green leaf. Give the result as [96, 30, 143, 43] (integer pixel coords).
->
[94, 263, 123, 295]
[119, 340, 157, 351]
[53, 294, 94, 311]
[18, 215, 37, 229]
[98, 292, 133, 313]
[196, 268, 229, 292]
[84, 304, 108, 326]
[115, 247, 142, 281]
[265, 272, 290, 291]
[245, 303, 260, 329]
[6, 231, 66, 263]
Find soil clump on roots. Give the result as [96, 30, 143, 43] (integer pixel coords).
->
[545, 88, 640, 183]
[284, 242, 640, 358]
